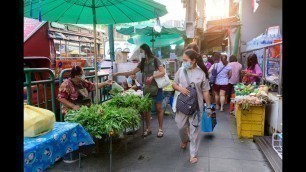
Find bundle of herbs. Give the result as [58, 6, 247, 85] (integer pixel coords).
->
[64, 94, 152, 138]
[103, 93, 153, 114]
[65, 104, 105, 139]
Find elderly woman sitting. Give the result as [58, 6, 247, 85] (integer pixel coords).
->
[58, 65, 112, 115]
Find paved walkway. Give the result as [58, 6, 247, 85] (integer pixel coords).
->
[48, 105, 273, 172]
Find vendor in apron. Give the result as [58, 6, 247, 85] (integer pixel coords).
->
[58, 65, 112, 115]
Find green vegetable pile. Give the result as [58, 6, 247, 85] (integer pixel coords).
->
[235, 83, 257, 96]
[64, 94, 153, 139]
[104, 93, 153, 114]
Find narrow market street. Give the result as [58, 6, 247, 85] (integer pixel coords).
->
[48, 105, 273, 172]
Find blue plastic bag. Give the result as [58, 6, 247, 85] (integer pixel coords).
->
[201, 104, 217, 132]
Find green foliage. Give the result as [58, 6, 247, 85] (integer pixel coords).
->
[64, 94, 152, 138]
[65, 104, 104, 139]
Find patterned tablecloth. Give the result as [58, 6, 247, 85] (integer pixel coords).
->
[24, 122, 94, 172]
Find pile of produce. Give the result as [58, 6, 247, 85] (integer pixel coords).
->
[122, 89, 143, 96]
[234, 83, 257, 96]
[235, 84, 273, 110]
[103, 93, 153, 114]
[65, 94, 153, 138]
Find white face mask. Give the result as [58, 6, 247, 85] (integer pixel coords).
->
[182, 61, 192, 69]
[203, 58, 208, 62]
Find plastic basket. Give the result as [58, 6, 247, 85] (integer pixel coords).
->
[272, 132, 282, 159]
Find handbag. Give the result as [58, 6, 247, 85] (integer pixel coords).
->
[209, 63, 227, 83]
[153, 71, 170, 88]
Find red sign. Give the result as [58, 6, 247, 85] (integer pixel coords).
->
[55, 59, 86, 78]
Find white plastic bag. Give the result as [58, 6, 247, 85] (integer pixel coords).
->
[172, 90, 180, 113]
[24, 105, 55, 137]
[154, 71, 170, 88]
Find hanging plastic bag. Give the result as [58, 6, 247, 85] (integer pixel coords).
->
[24, 104, 55, 137]
[172, 90, 180, 113]
[201, 104, 217, 132]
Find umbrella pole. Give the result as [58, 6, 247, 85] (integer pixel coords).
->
[108, 24, 115, 75]
[152, 28, 155, 51]
[92, 1, 99, 103]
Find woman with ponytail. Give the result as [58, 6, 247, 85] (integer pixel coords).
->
[172, 49, 212, 164]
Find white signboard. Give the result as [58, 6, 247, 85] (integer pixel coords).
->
[170, 53, 177, 59]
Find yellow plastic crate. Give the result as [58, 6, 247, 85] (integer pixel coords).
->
[235, 104, 265, 139]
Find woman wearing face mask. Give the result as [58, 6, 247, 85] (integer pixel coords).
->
[113, 43, 166, 138]
[202, 54, 212, 70]
[58, 65, 112, 115]
[172, 49, 212, 164]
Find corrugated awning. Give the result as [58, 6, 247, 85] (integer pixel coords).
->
[202, 29, 228, 50]
[50, 32, 67, 40]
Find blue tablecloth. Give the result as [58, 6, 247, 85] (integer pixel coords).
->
[24, 122, 95, 172]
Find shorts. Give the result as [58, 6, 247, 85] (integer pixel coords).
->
[152, 88, 164, 103]
[213, 84, 228, 93]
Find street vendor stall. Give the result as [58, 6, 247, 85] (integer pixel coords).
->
[233, 83, 273, 138]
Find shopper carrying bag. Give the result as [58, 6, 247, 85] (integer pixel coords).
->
[172, 49, 212, 164]
[113, 43, 166, 138]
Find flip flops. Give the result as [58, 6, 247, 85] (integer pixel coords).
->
[142, 129, 152, 137]
[157, 129, 163, 138]
[180, 142, 188, 149]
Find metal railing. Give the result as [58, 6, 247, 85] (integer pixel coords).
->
[23, 68, 56, 115]
[240, 42, 282, 95]
[58, 67, 112, 121]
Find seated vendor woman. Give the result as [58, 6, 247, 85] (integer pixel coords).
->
[58, 65, 112, 115]
[122, 74, 141, 91]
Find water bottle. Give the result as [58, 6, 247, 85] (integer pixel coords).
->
[262, 34, 267, 46]
[108, 68, 113, 81]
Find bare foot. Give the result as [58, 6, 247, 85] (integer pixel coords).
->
[190, 157, 198, 164]
[180, 142, 188, 149]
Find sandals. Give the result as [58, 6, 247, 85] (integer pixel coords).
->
[190, 157, 198, 164]
[142, 129, 152, 137]
[157, 129, 164, 138]
[180, 142, 188, 149]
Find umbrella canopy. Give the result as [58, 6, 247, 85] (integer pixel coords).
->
[24, 0, 167, 24]
[116, 23, 185, 49]
[116, 23, 185, 36]
[128, 34, 184, 47]
[24, 0, 167, 104]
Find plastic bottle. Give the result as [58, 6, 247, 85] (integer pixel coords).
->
[262, 34, 267, 47]
[108, 68, 113, 81]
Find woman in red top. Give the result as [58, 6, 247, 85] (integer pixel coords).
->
[58, 66, 112, 115]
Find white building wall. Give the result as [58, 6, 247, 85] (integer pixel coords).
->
[240, 0, 282, 52]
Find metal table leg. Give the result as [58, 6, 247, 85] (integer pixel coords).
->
[109, 135, 112, 172]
